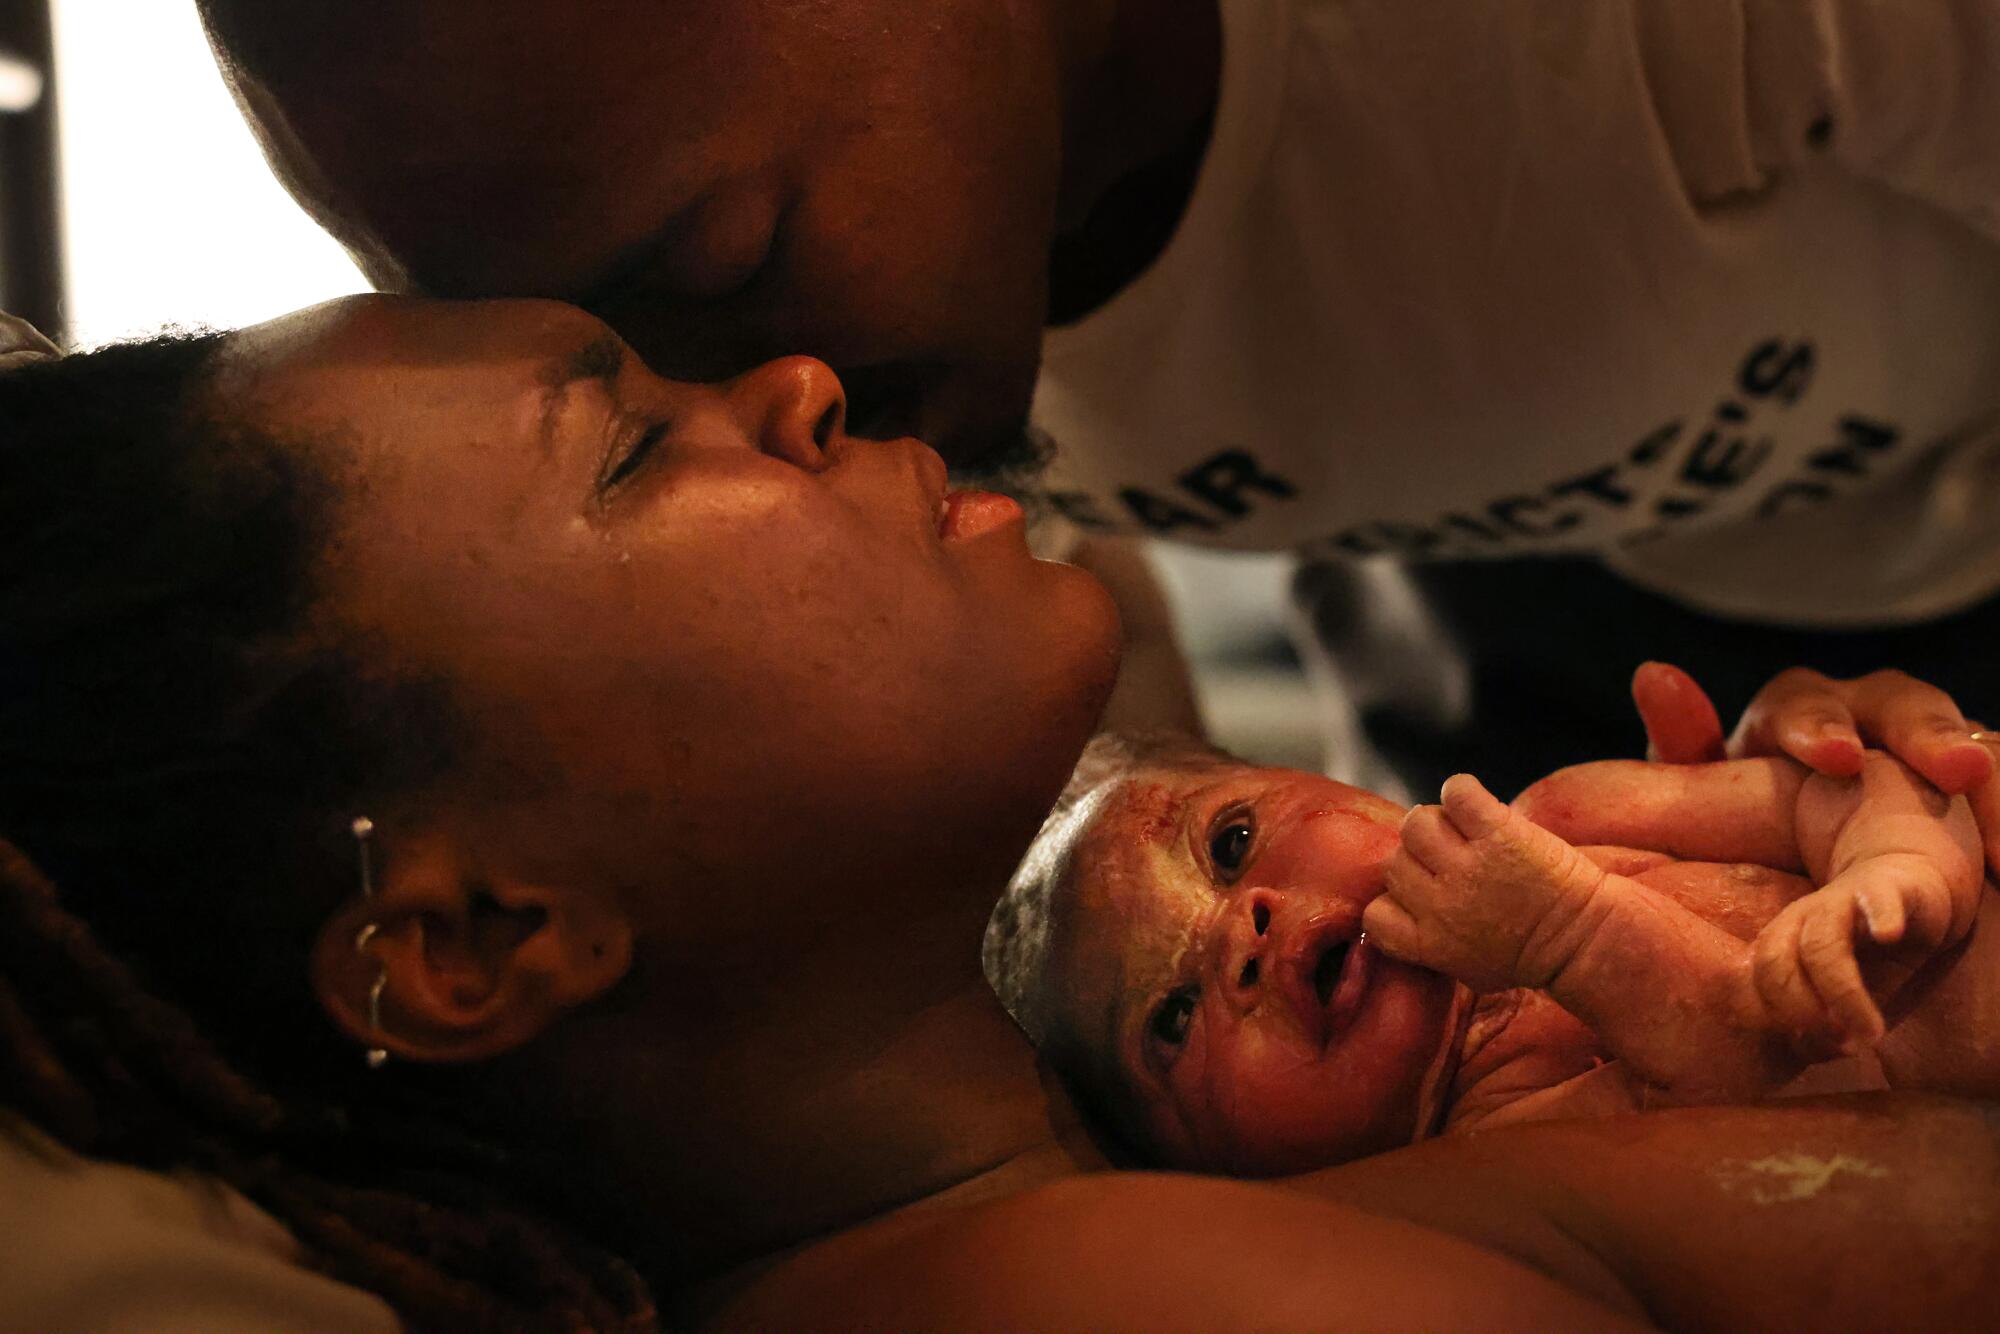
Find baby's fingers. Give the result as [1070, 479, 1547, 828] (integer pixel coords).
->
[1907, 883, 1962, 953]
[1853, 879, 1907, 945]
[1968, 724, 2000, 881]
[1752, 909, 1851, 1057]
[1856, 865, 1961, 953]
[1361, 889, 1422, 963]
[1753, 911, 1822, 1036]
[1796, 902, 1886, 1052]
[1439, 773, 1510, 840]
[1398, 806, 1468, 875]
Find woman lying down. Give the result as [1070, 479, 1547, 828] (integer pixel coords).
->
[986, 664, 2000, 1175]
[5, 297, 2000, 1331]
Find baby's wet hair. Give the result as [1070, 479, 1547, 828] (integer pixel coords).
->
[983, 729, 1237, 1045]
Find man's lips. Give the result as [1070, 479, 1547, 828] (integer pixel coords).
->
[1280, 914, 1373, 1049]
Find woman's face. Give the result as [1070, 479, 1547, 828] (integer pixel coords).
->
[1048, 763, 1460, 1175]
[227, 295, 1120, 960]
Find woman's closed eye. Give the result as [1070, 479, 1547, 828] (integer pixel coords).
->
[598, 420, 673, 495]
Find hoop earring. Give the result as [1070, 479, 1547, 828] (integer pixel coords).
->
[350, 816, 390, 1069]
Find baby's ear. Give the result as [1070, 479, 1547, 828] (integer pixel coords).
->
[311, 827, 633, 1063]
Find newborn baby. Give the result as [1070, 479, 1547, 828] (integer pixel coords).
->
[984, 680, 1994, 1175]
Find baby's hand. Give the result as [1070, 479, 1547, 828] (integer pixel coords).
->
[1365, 774, 1609, 992]
[1750, 854, 1961, 1056]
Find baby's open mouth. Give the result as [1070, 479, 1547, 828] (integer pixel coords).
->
[1311, 939, 1350, 1007]
[1290, 927, 1373, 1049]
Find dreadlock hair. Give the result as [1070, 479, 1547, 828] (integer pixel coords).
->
[0, 336, 659, 1332]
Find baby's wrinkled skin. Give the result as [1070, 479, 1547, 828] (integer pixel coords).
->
[1034, 741, 1999, 1175]
[1037, 764, 1461, 1173]
[1371, 754, 1985, 1104]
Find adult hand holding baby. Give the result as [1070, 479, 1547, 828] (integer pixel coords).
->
[1369, 663, 1991, 1100]
[1634, 661, 1994, 1048]
[1636, 662, 2000, 879]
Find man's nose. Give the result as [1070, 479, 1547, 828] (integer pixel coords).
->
[723, 356, 845, 469]
[1216, 888, 1281, 1009]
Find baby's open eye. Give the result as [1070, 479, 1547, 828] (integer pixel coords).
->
[1208, 814, 1255, 880]
[1150, 988, 1198, 1047]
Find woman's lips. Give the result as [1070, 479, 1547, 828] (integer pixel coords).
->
[938, 489, 1023, 542]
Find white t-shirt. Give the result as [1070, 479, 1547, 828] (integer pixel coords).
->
[1032, 0, 2000, 626]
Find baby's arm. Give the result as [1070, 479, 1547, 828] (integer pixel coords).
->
[1753, 752, 1985, 1052]
[1367, 775, 1794, 1099]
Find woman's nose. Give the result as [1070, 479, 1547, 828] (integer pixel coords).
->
[1216, 888, 1279, 1008]
[724, 356, 845, 470]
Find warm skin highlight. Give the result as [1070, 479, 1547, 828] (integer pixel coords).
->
[220, 295, 1122, 1279]
[5, 295, 1124, 1298]
[1042, 762, 1459, 1173]
[9, 300, 2000, 1328]
[1015, 757, 1413, 1163]
[1009, 726, 2000, 1181]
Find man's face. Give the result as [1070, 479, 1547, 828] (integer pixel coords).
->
[224, 0, 1071, 466]
[1047, 763, 1462, 1175]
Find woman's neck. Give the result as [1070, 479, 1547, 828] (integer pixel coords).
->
[681, 987, 1112, 1319]
[511, 882, 1105, 1294]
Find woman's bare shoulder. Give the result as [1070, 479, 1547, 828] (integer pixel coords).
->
[701, 1169, 1645, 1333]
[1300, 1094, 2000, 1334]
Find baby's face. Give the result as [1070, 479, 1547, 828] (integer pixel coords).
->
[1048, 762, 1461, 1174]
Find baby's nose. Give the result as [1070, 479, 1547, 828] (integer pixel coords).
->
[1217, 888, 1279, 1007]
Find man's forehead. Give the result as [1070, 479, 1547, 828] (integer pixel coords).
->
[244, 3, 762, 296]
